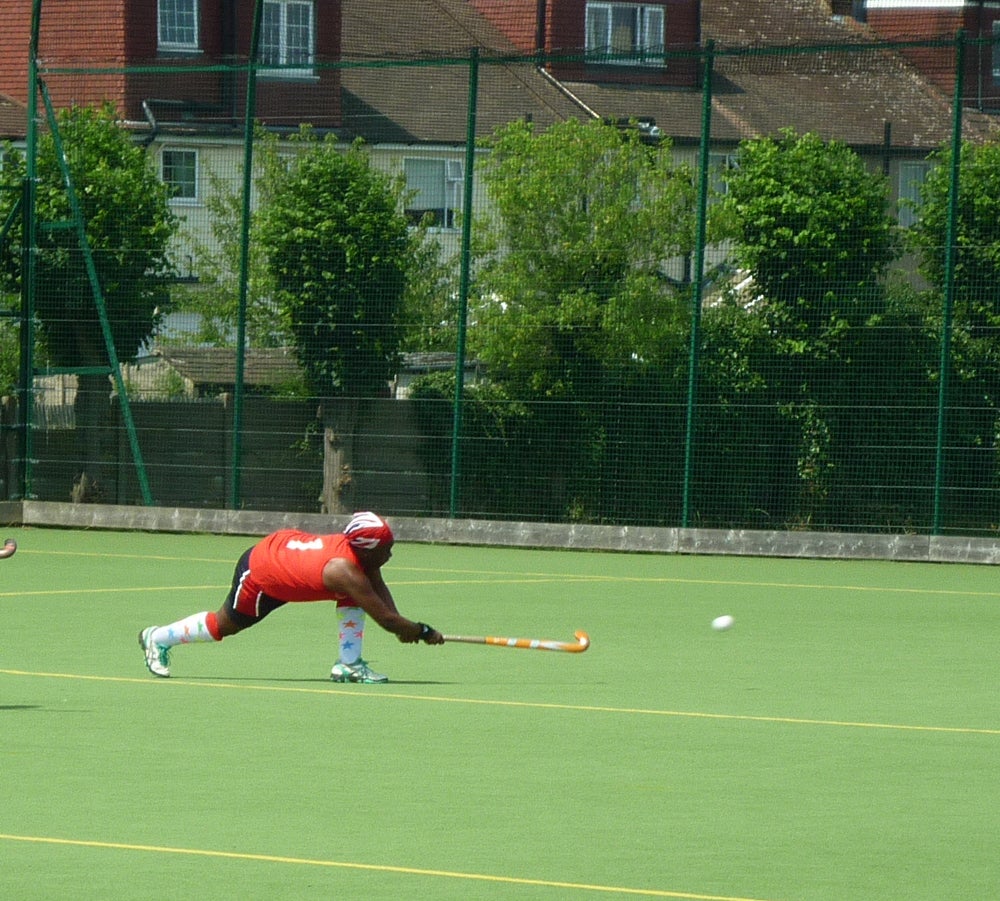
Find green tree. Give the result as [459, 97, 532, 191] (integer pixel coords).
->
[717, 129, 898, 360]
[0, 313, 19, 397]
[0, 104, 177, 488]
[172, 161, 289, 350]
[179, 130, 452, 356]
[0, 169, 24, 396]
[255, 131, 417, 511]
[474, 118, 694, 393]
[910, 138, 1000, 527]
[397, 231, 460, 355]
[468, 117, 695, 522]
[710, 129, 903, 526]
[911, 139, 1000, 318]
[257, 132, 412, 398]
[32, 105, 176, 367]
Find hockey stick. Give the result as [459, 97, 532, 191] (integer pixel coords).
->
[443, 629, 590, 653]
[0, 539, 16, 559]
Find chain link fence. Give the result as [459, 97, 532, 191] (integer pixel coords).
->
[1, 6, 999, 537]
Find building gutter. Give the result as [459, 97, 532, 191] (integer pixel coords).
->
[534, 65, 601, 120]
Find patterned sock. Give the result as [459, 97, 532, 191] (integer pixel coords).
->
[151, 612, 219, 648]
[337, 606, 365, 664]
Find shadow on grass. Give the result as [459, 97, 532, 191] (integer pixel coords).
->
[176, 675, 454, 686]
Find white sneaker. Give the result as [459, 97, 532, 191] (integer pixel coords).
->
[139, 627, 171, 678]
[330, 659, 388, 684]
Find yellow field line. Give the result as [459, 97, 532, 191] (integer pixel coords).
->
[0, 833, 768, 900]
[3, 574, 999, 598]
[9, 546, 1000, 597]
[2, 668, 997, 736]
[9, 548, 238, 563]
[0, 577, 612, 599]
[0, 585, 227, 598]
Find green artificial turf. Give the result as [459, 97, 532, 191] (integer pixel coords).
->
[1, 527, 998, 899]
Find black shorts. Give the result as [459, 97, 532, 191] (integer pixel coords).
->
[223, 546, 287, 629]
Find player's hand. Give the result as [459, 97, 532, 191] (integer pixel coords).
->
[404, 622, 443, 645]
[421, 625, 444, 645]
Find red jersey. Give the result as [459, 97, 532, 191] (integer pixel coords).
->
[247, 530, 361, 602]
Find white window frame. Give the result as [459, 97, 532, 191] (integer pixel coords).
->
[404, 158, 463, 231]
[161, 148, 199, 205]
[898, 160, 933, 229]
[260, 0, 315, 79]
[585, 2, 665, 66]
[158, 0, 199, 51]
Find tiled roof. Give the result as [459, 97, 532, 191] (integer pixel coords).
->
[340, 0, 583, 142]
[563, 47, 989, 149]
[155, 347, 302, 388]
[702, 0, 992, 146]
[4, 2, 992, 151]
[705, 0, 871, 49]
[343, 0, 521, 60]
[342, 62, 586, 143]
[342, 0, 996, 150]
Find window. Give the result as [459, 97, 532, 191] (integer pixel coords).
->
[404, 158, 463, 229]
[708, 152, 737, 199]
[898, 161, 932, 229]
[161, 149, 198, 203]
[993, 21, 1000, 84]
[261, 1, 315, 78]
[585, 3, 665, 65]
[158, 0, 199, 51]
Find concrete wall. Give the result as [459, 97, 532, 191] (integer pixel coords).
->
[3, 500, 998, 565]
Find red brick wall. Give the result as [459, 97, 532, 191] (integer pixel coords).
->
[866, 6, 1000, 106]
[38, 0, 128, 108]
[122, 1, 233, 123]
[547, 0, 700, 88]
[0, 0, 127, 106]
[0, 7, 32, 105]
[468, 0, 539, 52]
[468, 0, 701, 76]
[0, 1, 342, 128]
[234, 0, 343, 128]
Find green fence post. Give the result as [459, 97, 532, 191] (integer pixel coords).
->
[20, 0, 42, 500]
[449, 47, 479, 518]
[38, 80, 155, 506]
[681, 40, 714, 528]
[932, 30, 965, 535]
[230, 0, 263, 511]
